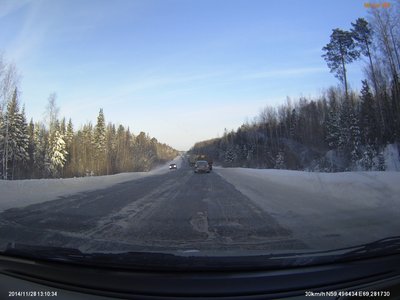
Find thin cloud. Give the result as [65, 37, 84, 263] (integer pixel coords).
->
[241, 67, 326, 80]
[7, 1, 49, 62]
[119, 71, 225, 93]
[60, 66, 326, 118]
[0, 0, 30, 19]
[59, 70, 223, 115]
[6, 1, 72, 63]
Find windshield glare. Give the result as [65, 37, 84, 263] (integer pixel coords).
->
[0, 0, 399, 267]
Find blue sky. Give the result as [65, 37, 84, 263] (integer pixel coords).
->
[0, 0, 372, 150]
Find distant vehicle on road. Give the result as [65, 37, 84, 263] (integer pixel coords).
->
[189, 154, 213, 170]
[194, 160, 210, 173]
[169, 163, 177, 170]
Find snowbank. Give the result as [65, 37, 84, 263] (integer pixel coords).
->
[0, 156, 183, 212]
[384, 143, 400, 171]
[214, 167, 400, 249]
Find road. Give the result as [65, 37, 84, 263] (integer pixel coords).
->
[0, 159, 307, 253]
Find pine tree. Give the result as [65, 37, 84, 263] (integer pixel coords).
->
[27, 119, 35, 177]
[49, 130, 67, 177]
[350, 113, 362, 166]
[15, 105, 30, 178]
[377, 151, 386, 171]
[274, 151, 285, 169]
[338, 99, 353, 151]
[60, 117, 66, 136]
[94, 109, 106, 174]
[116, 125, 126, 172]
[33, 122, 47, 178]
[62, 118, 74, 176]
[65, 118, 74, 146]
[82, 123, 94, 176]
[106, 123, 117, 174]
[2, 89, 29, 179]
[289, 109, 297, 139]
[322, 29, 360, 99]
[325, 110, 340, 149]
[224, 145, 236, 166]
[360, 144, 376, 170]
[351, 18, 379, 94]
[360, 80, 379, 145]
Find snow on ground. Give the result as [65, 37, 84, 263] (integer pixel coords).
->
[1, 153, 399, 250]
[0, 156, 183, 212]
[384, 143, 400, 171]
[214, 167, 400, 249]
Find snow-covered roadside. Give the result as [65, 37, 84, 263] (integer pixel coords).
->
[214, 167, 400, 249]
[0, 156, 183, 212]
[384, 144, 400, 171]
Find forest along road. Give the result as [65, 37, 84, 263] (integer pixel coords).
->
[0, 160, 307, 253]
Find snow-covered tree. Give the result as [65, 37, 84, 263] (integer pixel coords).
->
[289, 109, 297, 139]
[94, 109, 106, 151]
[335, 97, 362, 166]
[325, 110, 340, 149]
[274, 151, 285, 169]
[15, 105, 30, 177]
[105, 123, 117, 174]
[81, 123, 94, 174]
[94, 109, 106, 173]
[338, 99, 352, 151]
[377, 151, 386, 171]
[60, 117, 66, 135]
[359, 80, 379, 145]
[1, 89, 29, 179]
[350, 113, 362, 165]
[27, 119, 35, 174]
[65, 118, 74, 146]
[360, 144, 376, 170]
[33, 122, 47, 178]
[224, 146, 236, 165]
[49, 130, 67, 177]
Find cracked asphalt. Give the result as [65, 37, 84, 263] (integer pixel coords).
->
[0, 159, 307, 253]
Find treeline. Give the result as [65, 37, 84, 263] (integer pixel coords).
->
[190, 7, 400, 172]
[0, 63, 178, 180]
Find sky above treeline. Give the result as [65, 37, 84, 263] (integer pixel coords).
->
[0, 0, 374, 150]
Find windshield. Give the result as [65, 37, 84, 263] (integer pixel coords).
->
[0, 0, 399, 268]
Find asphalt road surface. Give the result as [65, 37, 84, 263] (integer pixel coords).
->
[0, 160, 307, 253]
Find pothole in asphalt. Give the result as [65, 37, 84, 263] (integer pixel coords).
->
[190, 211, 208, 233]
[190, 211, 216, 240]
